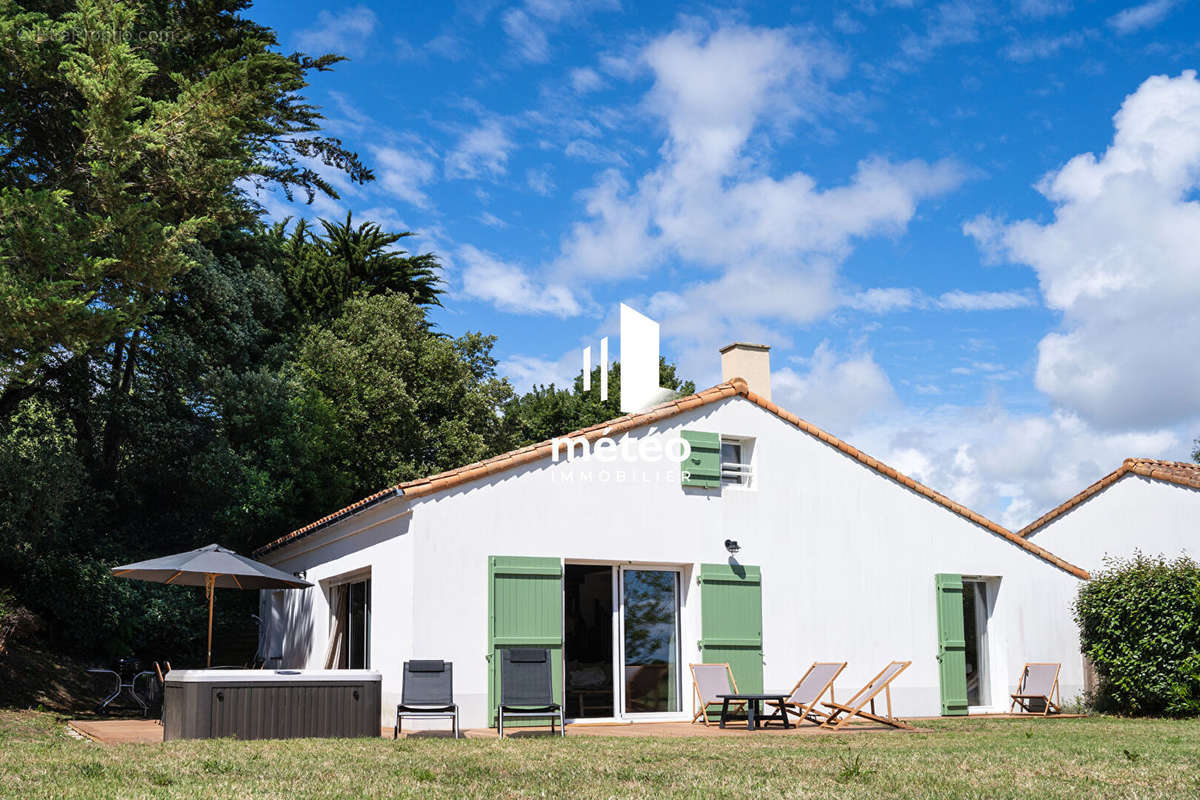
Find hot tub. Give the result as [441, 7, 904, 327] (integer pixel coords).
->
[163, 669, 381, 741]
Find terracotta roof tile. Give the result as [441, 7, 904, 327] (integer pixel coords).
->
[254, 380, 1090, 578]
[1017, 458, 1200, 539]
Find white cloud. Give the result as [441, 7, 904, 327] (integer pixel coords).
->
[967, 70, 1200, 429]
[458, 245, 581, 316]
[897, 1, 984, 66]
[845, 288, 1035, 313]
[772, 343, 898, 436]
[570, 67, 605, 93]
[936, 290, 1034, 311]
[501, 8, 550, 62]
[501, 0, 621, 63]
[499, 352, 578, 392]
[853, 404, 1179, 529]
[295, 6, 378, 59]
[370, 146, 435, 209]
[553, 24, 963, 300]
[396, 32, 465, 62]
[1107, 0, 1178, 35]
[1013, 0, 1072, 17]
[478, 211, 508, 229]
[564, 139, 627, 165]
[846, 287, 924, 313]
[526, 166, 556, 196]
[445, 120, 514, 179]
[1004, 31, 1087, 62]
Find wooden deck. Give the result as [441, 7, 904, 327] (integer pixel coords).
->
[68, 713, 1080, 744]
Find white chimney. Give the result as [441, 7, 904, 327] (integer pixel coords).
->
[720, 342, 771, 401]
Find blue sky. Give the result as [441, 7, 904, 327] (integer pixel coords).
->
[248, 0, 1200, 527]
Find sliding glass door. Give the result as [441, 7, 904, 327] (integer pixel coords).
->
[620, 568, 680, 715]
[564, 565, 615, 719]
[563, 564, 683, 720]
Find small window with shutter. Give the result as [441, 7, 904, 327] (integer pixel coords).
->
[680, 430, 721, 488]
[720, 436, 754, 487]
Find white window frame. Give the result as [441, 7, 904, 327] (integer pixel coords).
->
[719, 436, 754, 489]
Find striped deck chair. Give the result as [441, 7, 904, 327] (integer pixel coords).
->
[689, 663, 746, 726]
[1009, 663, 1062, 716]
[767, 662, 846, 725]
[821, 661, 913, 730]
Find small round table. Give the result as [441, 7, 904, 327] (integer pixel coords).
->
[716, 692, 792, 730]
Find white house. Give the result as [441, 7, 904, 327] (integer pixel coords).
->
[1018, 459, 1200, 572]
[255, 344, 1093, 729]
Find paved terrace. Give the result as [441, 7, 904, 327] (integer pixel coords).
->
[66, 714, 1081, 744]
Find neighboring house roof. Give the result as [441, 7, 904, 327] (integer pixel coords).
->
[254, 379, 1090, 578]
[1018, 458, 1200, 540]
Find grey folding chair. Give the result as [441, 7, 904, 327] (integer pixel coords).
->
[1009, 662, 1062, 716]
[768, 661, 846, 725]
[821, 661, 914, 730]
[689, 663, 746, 725]
[497, 648, 564, 738]
[394, 660, 460, 738]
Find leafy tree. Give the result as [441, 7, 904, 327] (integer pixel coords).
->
[294, 292, 512, 492]
[501, 359, 695, 446]
[0, 0, 369, 407]
[278, 213, 443, 322]
[1075, 553, 1200, 716]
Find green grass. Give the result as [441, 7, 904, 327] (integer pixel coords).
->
[2, 711, 1199, 799]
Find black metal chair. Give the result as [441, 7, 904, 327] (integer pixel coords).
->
[87, 658, 154, 716]
[394, 660, 460, 739]
[498, 648, 564, 738]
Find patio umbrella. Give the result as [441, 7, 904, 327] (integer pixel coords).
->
[111, 543, 312, 667]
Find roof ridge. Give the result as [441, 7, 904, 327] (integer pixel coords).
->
[1018, 456, 1200, 539]
[254, 378, 1089, 578]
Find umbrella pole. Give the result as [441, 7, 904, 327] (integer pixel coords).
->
[205, 574, 216, 668]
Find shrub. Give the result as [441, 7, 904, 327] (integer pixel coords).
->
[1074, 553, 1200, 716]
[0, 588, 37, 657]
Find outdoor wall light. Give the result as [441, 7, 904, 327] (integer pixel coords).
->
[724, 539, 740, 555]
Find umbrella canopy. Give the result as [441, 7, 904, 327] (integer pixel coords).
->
[112, 543, 312, 666]
[112, 543, 311, 590]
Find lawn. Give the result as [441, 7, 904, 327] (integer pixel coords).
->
[1, 710, 1198, 799]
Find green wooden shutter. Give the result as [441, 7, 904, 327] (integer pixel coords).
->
[681, 431, 721, 488]
[488, 556, 563, 727]
[935, 573, 968, 716]
[698, 564, 763, 701]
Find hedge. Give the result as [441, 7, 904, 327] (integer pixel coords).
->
[1074, 553, 1200, 716]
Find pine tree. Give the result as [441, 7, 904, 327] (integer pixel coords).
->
[0, 0, 370, 406]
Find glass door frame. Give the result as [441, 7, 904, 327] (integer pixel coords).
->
[561, 561, 688, 723]
[962, 575, 998, 713]
[615, 564, 685, 722]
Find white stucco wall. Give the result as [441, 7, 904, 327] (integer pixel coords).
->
[1024, 474, 1200, 572]
[262, 396, 1088, 728]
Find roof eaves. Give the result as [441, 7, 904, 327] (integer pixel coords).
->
[1018, 457, 1200, 540]
[254, 487, 402, 557]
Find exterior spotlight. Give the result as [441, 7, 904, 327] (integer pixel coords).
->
[724, 539, 740, 555]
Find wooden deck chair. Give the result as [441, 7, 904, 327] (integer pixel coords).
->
[1009, 663, 1061, 716]
[821, 661, 913, 730]
[689, 663, 746, 726]
[767, 662, 846, 725]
